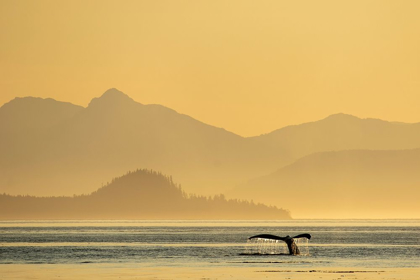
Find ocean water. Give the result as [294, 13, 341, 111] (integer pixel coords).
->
[0, 220, 419, 269]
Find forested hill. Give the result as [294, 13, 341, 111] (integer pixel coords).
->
[0, 169, 291, 220]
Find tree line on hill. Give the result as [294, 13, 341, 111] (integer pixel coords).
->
[0, 169, 291, 220]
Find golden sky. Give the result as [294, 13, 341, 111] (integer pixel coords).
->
[1, 0, 420, 136]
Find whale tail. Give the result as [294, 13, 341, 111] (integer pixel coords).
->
[248, 233, 311, 255]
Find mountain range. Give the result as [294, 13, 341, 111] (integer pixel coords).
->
[229, 148, 420, 218]
[1, 88, 420, 218]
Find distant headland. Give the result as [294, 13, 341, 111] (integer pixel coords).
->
[0, 169, 291, 220]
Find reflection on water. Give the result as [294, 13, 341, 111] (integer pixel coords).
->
[0, 220, 419, 268]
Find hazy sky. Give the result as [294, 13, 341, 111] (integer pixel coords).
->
[1, 0, 419, 136]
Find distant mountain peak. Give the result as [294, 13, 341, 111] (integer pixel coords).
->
[323, 113, 360, 121]
[88, 88, 138, 109]
[100, 88, 130, 99]
[322, 113, 396, 125]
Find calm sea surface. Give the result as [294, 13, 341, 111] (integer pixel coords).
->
[0, 220, 419, 269]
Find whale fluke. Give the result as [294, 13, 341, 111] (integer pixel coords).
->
[292, 233, 311, 240]
[248, 233, 311, 255]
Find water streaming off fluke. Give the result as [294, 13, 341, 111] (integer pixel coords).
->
[243, 234, 311, 256]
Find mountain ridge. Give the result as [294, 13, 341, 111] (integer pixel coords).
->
[2, 93, 416, 138]
[250, 113, 417, 138]
[0, 96, 83, 131]
[4, 94, 417, 138]
[229, 148, 420, 219]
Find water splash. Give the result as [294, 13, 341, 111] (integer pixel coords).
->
[245, 237, 310, 256]
[295, 237, 310, 256]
